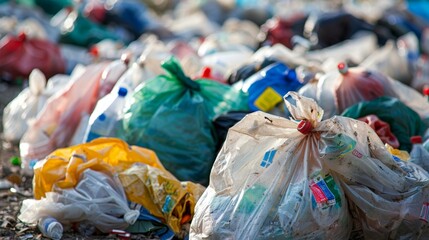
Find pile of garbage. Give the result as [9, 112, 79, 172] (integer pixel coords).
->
[2, 0, 429, 239]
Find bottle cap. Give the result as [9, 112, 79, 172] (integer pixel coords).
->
[423, 85, 429, 96]
[98, 114, 106, 121]
[337, 62, 348, 75]
[10, 156, 21, 166]
[201, 67, 212, 79]
[118, 87, 128, 97]
[410, 136, 422, 144]
[297, 119, 313, 134]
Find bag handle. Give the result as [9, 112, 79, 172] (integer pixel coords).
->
[161, 57, 201, 91]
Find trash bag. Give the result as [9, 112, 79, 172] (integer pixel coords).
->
[191, 92, 352, 239]
[341, 96, 427, 151]
[32, 138, 163, 200]
[410, 136, 429, 172]
[233, 62, 303, 112]
[357, 114, 400, 149]
[123, 57, 248, 185]
[191, 92, 429, 239]
[260, 14, 308, 48]
[19, 63, 109, 171]
[3, 69, 46, 142]
[34, 0, 73, 15]
[19, 169, 139, 233]
[227, 57, 278, 85]
[212, 111, 251, 153]
[51, 7, 119, 47]
[119, 164, 206, 233]
[0, 32, 65, 81]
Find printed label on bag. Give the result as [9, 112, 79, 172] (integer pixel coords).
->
[420, 202, 429, 222]
[254, 87, 283, 112]
[351, 149, 362, 158]
[309, 174, 340, 208]
[392, 155, 414, 176]
[260, 149, 277, 168]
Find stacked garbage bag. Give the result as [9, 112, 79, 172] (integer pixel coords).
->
[3, 0, 429, 239]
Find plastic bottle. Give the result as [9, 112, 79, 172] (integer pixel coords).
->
[38, 216, 63, 240]
[410, 136, 429, 172]
[84, 87, 128, 142]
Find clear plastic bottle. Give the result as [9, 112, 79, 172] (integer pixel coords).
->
[410, 136, 429, 172]
[84, 87, 128, 142]
[38, 216, 63, 240]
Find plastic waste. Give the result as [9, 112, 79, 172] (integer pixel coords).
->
[122, 57, 248, 185]
[0, 32, 65, 81]
[260, 14, 307, 48]
[19, 63, 108, 172]
[19, 169, 139, 233]
[227, 57, 278, 85]
[234, 62, 303, 112]
[32, 138, 162, 199]
[212, 111, 251, 152]
[342, 96, 427, 151]
[119, 164, 205, 233]
[410, 136, 429, 172]
[357, 114, 400, 149]
[3, 69, 46, 142]
[191, 91, 429, 239]
[38, 216, 63, 240]
[84, 87, 128, 142]
[60, 44, 93, 75]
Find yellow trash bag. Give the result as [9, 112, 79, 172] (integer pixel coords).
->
[118, 164, 205, 233]
[33, 138, 163, 199]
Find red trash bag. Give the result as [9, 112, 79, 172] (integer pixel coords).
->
[357, 114, 400, 148]
[0, 33, 65, 81]
[334, 62, 397, 113]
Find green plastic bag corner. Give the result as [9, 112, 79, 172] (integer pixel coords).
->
[122, 56, 249, 185]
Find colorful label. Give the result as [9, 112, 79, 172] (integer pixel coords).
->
[309, 174, 340, 209]
[420, 203, 429, 222]
[260, 149, 277, 168]
[352, 149, 362, 158]
[254, 87, 283, 112]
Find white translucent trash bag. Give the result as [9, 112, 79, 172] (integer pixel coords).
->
[191, 92, 352, 239]
[18, 169, 139, 233]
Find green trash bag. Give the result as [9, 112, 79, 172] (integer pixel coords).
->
[35, 0, 73, 15]
[341, 96, 427, 151]
[122, 57, 249, 185]
[52, 7, 119, 47]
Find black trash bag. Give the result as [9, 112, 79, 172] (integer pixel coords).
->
[213, 111, 251, 152]
[227, 57, 279, 85]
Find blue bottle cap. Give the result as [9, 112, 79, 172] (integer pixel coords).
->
[118, 87, 128, 97]
[98, 114, 106, 121]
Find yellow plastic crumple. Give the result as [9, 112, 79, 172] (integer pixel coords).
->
[33, 138, 163, 199]
[385, 144, 410, 161]
[118, 164, 205, 233]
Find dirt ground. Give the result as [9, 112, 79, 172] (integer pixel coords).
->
[0, 83, 163, 239]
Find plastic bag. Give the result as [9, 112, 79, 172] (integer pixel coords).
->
[51, 7, 119, 47]
[212, 111, 251, 152]
[342, 96, 427, 151]
[0, 32, 65, 81]
[233, 62, 303, 112]
[118, 164, 206, 233]
[19, 169, 139, 233]
[19, 63, 108, 169]
[3, 69, 46, 142]
[227, 57, 278, 85]
[32, 138, 162, 200]
[357, 114, 400, 149]
[191, 92, 429, 239]
[123, 57, 248, 185]
[191, 92, 352, 239]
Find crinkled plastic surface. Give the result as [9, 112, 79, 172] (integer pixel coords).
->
[191, 92, 352, 239]
[342, 97, 427, 151]
[357, 114, 400, 149]
[19, 169, 139, 233]
[0, 33, 65, 80]
[122, 57, 248, 185]
[119, 164, 205, 233]
[33, 138, 162, 200]
[191, 92, 429, 239]
[19, 63, 108, 164]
